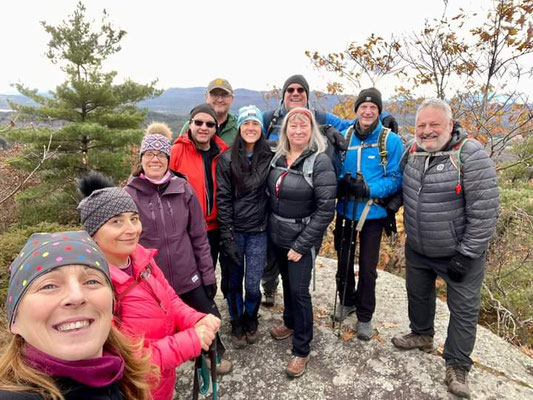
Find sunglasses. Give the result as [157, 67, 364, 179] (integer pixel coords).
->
[286, 87, 305, 94]
[192, 119, 217, 128]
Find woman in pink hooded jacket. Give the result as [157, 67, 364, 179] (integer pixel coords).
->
[77, 174, 220, 400]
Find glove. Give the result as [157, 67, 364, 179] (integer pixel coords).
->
[382, 191, 403, 213]
[204, 284, 217, 300]
[322, 124, 347, 151]
[337, 175, 351, 199]
[221, 237, 240, 266]
[448, 252, 474, 282]
[383, 210, 397, 237]
[349, 176, 370, 199]
[381, 114, 398, 133]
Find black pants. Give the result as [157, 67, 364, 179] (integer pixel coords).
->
[335, 217, 384, 322]
[274, 246, 313, 357]
[207, 229, 229, 298]
[261, 237, 280, 295]
[180, 285, 225, 358]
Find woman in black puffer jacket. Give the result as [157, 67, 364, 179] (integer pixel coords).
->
[267, 107, 336, 378]
[216, 105, 273, 348]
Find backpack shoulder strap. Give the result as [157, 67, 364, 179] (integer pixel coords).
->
[302, 151, 319, 188]
[378, 127, 391, 175]
[265, 108, 281, 138]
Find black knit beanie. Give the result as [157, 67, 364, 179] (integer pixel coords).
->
[354, 87, 382, 114]
[282, 75, 310, 100]
[189, 103, 218, 128]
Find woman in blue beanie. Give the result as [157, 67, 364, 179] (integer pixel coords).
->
[216, 105, 273, 347]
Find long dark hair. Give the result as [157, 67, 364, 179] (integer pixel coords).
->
[230, 131, 272, 196]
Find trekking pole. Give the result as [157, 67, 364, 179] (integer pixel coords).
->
[209, 341, 218, 400]
[332, 173, 350, 331]
[192, 353, 210, 400]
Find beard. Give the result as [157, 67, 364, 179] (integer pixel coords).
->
[415, 131, 451, 152]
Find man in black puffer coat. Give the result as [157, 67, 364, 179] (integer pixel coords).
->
[392, 98, 499, 399]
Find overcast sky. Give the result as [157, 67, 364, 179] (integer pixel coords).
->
[1, 0, 529, 98]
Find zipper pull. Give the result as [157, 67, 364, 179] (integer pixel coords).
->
[455, 183, 462, 195]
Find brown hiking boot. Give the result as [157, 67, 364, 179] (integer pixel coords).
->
[286, 355, 310, 378]
[270, 324, 294, 340]
[391, 332, 433, 352]
[243, 313, 259, 344]
[216, 359, 233, 376]
[446, 365, 471, 399]
[231, 320, 247, 349]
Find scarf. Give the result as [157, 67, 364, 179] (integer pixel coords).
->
[140, 170, 172, 185]
[24, 343, 124, 388]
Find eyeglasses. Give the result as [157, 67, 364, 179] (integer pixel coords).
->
[209, 92, 232, 99]
[286, 87, 305, 94]
[143, 151, 167, 160]
[192, 119, 217, 128]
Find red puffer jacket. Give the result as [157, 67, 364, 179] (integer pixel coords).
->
[169, 132, 229, 231]
[111, 244, 205, 400]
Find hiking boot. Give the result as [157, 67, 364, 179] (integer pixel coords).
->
[356, 320, 373, 341]
[332, 304, 356, 322]
[286, 355, 310, 378]
[216, 359, 233, 376]
[263, 292, 275, 307]
[391, 332, 434, 352]
[446, 365, 471, 399]
[270, 324, 293, 340]
[243, 314, 260, 345]
[231, 320, 247, 349]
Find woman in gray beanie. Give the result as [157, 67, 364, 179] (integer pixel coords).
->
[0, 230, 154, 399]
[77, 173, 221, 400]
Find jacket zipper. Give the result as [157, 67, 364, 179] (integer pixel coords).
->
[149, 201, 158, 234]
[157, 196, 175, 290]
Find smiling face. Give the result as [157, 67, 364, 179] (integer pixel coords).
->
[415, 106, 453, 152]
[11, 264, 113, 361]
[286, 114, 312, 150]
[92, 212, 141, 266]
[205, 89, 234, 117]
[189, 112, 217, 149]
[240, 120, 262, 147]
[283, 84, 308, 110]
[356, 102, 379, 130]
[141, 150, 168, 180]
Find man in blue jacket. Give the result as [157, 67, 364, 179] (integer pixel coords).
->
[334, 87, 403, 340]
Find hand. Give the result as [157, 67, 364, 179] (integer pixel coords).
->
[221, 238, 240, 266]
[381, 114, 398, 132]
[195, 314, 221, 334]
[204, 283, 217, 300]
[193, 324, 216, 351]
[322, 125, 347, 151]
[337, 175, 351, 199]
[448, 252, 473, 282]
[287, 249, 302, 262]
[347, 175, 370, 199]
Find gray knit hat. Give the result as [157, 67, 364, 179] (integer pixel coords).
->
[6, 230, 111, 329]
[77, 174, 138, 236]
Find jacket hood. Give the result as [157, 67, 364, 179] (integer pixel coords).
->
[447, 122, 468, 149]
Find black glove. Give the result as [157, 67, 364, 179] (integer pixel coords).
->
[383, 210, 397, 237]
[204, 283, 217, 300]
[337, 175, 351, 199]
[322, 124, 348, 151]
[349, 176, 370, 199]
[448, 252, 474, 282]
[382, 191, 403, 213]
[381, 114, 399, 133]
[221, 237, 240, 266]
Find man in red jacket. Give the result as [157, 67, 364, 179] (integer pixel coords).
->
[170, 103, 229, 281]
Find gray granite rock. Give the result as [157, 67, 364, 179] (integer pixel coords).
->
[175, 256, 533, 399]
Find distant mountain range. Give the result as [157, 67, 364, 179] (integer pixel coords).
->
[0, 87, 346, 115]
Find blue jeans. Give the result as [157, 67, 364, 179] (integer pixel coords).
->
[226, 231, 267, 321]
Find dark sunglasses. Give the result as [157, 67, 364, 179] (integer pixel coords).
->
[192, 119, 216, 128]
[286, 87, 305, 94]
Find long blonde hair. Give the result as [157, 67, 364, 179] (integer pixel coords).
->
[274, 107, 326, 158]
[0, 327, 157, 400]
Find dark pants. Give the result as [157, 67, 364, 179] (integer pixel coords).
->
[207, 229, 229, 298]
[274, 246, 313, 357]
[180, 285, 226, 359]
[261, 237, 280, 295]
[226, 231, 267, 320]
[405, 243, 485, 368]
[335, 217, 383, 322]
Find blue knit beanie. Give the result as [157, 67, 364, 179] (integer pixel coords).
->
[237, 105, 264, 131]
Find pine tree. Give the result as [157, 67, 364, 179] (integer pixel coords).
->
[5, 2, 161, 226]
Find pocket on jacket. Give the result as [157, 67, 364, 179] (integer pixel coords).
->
[449, 220, 459, 245]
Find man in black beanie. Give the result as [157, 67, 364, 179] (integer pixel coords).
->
[333, 87, 403, 342]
